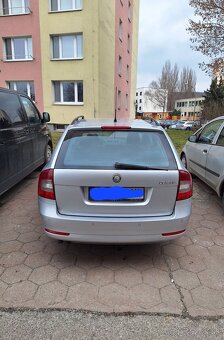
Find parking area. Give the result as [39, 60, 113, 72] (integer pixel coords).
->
[0, 171, 223, 317]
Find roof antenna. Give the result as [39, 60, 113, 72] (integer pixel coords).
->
[114, 87, 117, 123]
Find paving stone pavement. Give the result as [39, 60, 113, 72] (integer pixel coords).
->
[0, 172, 223, 317]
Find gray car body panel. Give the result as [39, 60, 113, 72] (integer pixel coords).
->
[182, 116, 224, 197]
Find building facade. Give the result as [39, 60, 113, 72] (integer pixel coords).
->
[0, 0, 139, 129]
[136, 87, 168, 119]
[175, 96, 205, 120]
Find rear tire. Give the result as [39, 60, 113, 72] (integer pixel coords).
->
[181, 153, 187, 169]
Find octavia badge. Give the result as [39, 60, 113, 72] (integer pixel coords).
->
[113, 174, 121, 183]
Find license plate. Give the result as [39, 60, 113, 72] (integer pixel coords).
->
[89, 187, 144, 202]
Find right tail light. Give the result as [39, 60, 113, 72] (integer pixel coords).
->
[176, 170, 192, 201]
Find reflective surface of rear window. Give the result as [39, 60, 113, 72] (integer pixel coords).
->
[55, 130, 177, 170]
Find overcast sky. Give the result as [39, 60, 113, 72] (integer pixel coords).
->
[137, 0, 211, 91]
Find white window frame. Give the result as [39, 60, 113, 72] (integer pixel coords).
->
[51, 34, 83, 60]
[49, 0, 82, 12]
[0, 0, 29, 15]
[53, 81, 83, 105]
[7, 80, 34, 99]
[4, 36, 33, 61]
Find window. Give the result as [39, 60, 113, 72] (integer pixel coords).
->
[139, 99, 142, 103]
[0, 91, 24, 127]
[118, 90, 121, 110]
[198, 120, 224, 144]
[20, 96, 40, 124]
[216, 127, 224, 147]
[136, 92, 138, 96]
[127, 34, 130, 52]
[118, 56, 122, 76]
[0, 0, 29, 15]
[126, 94, 129, 110]
[52, 34, 83, 59]
[119, 19, 123, 40]
[55, 130, 177, 170]
[4, 37, 32, 60]
[128, 1, 131, 21]
[53, 81, 83, 104]
[139, 106, 142, 111]
[140, 92, 142, 96]
[126, 65, 129, 82]
[7, 81, 35, 100]
[50, 0, 82, 11]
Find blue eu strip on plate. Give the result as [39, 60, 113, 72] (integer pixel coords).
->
[89, 187, 144, 201]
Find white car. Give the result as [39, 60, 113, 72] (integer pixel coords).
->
[181, 116, 224, 206]
[176, 121, 195, 130]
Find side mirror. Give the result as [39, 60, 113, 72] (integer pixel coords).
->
[42, 112, 50, 123]
[188, 135, 197, 143]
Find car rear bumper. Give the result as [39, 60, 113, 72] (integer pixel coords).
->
[38, 198, 192, 244]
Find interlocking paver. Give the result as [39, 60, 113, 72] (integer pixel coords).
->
[1, 264, 32, 284]
[172, 269, 200, 290]
[0, 175, 223, 317]
[87, 267, 114, 286]
[3, 281, 37, 304]
[115, 267, 142, 288]
[29, 265, 58, 285]
[191, 286, 224, 310]
[143, 268, 170, 288]
[0, 251, 27, 268]
[178, 255, 206, 273]
[130, 284, 161, 309]
[25, 252, 52, 268]
[34, 281, 67, 307]
[58, 266, 86, 286]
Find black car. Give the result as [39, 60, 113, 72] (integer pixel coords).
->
[0, 88, 52, 196]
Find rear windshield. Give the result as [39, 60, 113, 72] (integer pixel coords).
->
[55, 129, 177, 170]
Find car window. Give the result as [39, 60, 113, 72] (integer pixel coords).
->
[216, 127, 224, 147]
[20, 96, 41, 124]
[0, 91, 24, 128]
[198, 120, 224, 144]
[55, 130, 177, 170]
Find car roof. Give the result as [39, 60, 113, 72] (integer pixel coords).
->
[69, 118, 163, 131]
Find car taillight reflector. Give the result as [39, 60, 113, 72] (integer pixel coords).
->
[162, 229, 186, 237]
[45, 228, 70, 236]
[38, 169, 55, 200]
[176, 170, 192, 201]
[101, 126, 131, 130]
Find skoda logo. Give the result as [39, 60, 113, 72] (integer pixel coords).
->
[113, 174, 121, 183]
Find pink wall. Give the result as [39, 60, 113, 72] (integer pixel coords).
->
[115, 0, 133, 119]
[0, 0, 43, 112]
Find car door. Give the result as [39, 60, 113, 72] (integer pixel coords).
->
[205, 123, 224, 190]
[186, 120, 224, 180]
[20, 95, 47, 166]
[0, 90, 27, 194]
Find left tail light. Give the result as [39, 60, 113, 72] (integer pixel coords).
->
[38, 169, 55, 200]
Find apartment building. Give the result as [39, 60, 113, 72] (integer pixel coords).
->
[136, 87, 168, 118]
[175, 96, 205, 120]
[0, 0, 139, 129]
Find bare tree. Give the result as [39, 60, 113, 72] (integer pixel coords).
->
[187, 0, 224, 74]
[145, 81, 168, 112]
[146, 60, 197, 111]
[178, 67, 196, 95]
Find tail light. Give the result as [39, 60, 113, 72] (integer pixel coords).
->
[38, 169, 55, 200]
[176, 170, 192, 201]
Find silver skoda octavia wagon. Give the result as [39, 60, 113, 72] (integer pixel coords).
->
[38, 116, 192, 243]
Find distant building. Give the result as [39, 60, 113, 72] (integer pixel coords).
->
[175, 96, 205, 120]
[136, 87, 168, 119]
[0, 0, 140, 129]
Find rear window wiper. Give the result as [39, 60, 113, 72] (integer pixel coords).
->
[114, 162, 168, 170]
